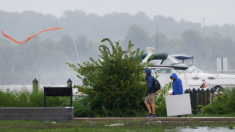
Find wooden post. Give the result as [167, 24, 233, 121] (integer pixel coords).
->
[70, 94, 72, 107]
[210, 88, 215, 102]
[185, 89, 192, 110]
[201, 88, 206, 107]
[197, 88, 201, 106]
[67, 79, 72, 88]
[198, 88, 203, 111]
[32, 78, 38, 94]
[44, 86, 46, 107]
[67, 79, 73, 107]
[185, 89, 190, 105]
[192, 88, 198, 115]
[205, 88, 210, 106]
[184, 89, 189, 94]
[189, 89, 193, 108]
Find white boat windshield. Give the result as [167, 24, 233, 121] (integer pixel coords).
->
[162, 55, 181, 65]
[175, 66, 203, 73]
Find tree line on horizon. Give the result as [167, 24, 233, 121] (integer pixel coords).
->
[0, 10, 235, 41]
[0, 10, 235, 84]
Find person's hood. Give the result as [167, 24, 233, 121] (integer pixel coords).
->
[170, 73, 179, 80]
[145, 69, 151, 77]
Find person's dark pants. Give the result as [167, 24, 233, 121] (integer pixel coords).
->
[177, 115, 188, 117]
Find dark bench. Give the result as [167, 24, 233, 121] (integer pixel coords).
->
[44, 86, 72, 107]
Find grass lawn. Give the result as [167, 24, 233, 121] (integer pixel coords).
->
[187, 112, 235, 117]
[0, 120, 234, 132]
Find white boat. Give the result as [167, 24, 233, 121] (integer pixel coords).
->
[142, 47, 235, 91]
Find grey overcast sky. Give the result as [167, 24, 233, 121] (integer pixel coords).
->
[1, 0, 234, 26]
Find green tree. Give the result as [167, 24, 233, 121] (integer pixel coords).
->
[122, 25, 153, 50]
[67, 38, 147, 117]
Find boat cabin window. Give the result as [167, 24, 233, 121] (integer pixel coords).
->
[155, 69, 174, 73]
[162, 55, 181, 65]
[183, 59, 193, 65]
[149, 60, 162, 65]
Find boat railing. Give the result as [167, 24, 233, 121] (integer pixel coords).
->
[178, 70, 235, 75]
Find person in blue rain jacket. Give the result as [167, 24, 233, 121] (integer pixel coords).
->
[144, 69, 157, 117]
[169, 73, 187, 117]
[170, 73, 183, 95]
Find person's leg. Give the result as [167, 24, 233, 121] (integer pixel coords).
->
[149, 93, 156, 117]
[151, 103, 155, 114]
[144, 96, 152, 117]
[145, 101, 152, 113]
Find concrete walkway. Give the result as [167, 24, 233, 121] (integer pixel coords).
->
[74, 117, 235, 122]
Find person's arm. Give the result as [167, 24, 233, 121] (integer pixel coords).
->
[176, 80, 183, 95]
[145, 77, 153, 96]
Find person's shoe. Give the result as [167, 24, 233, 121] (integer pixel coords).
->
[185, 114, 188, 117]
[150, 114, 156, 118]
[176, 115, 181, 117]
[146, 113, 152, 117]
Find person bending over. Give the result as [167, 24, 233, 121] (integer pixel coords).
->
[170, 73, 187, 117]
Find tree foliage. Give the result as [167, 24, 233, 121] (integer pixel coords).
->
[201, 88, 235, 115]
[1, 10, 235, 41]
[67, 38, 147, 117]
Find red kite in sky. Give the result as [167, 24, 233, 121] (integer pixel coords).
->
[2, 27, 62, 44]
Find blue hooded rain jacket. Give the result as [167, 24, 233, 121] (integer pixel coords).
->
[170, 73, 183, 95]
[145, 69, 156, 96]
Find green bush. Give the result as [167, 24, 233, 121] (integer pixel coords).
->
[0, 88, 70, 107]
[67, 38, 147, 117]
[201, 88, 235, 115]
[0, 89, 18, 107]
[155, 82, 172, 117]
[73, 95, 93, 117]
